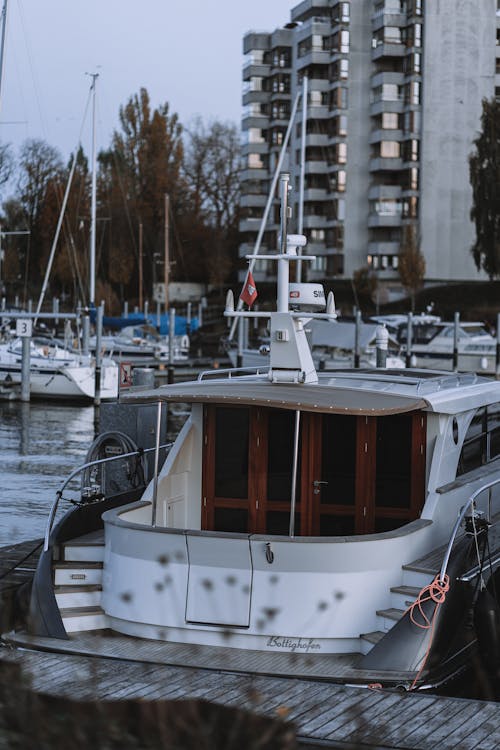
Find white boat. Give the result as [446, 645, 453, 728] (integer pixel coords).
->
[0, 336, 118, 400]
[227, 320, 405, 371]
[25, 183, 500, 692]
[372, 315, 498, 374]
[91, 325, 189, 366]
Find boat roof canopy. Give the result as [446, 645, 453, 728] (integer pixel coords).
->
[120, 377, 429, 416]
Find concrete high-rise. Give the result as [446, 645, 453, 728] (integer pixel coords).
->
[240, 0, 497, 299]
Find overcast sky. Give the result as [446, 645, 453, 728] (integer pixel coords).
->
[1, 0, 294, 160]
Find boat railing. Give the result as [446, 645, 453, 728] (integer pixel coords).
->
[44, 442, 173, 553]
[439, 475, 500, 583]
[198, 366, 269, 381]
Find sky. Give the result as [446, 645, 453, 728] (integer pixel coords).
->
[0, 0, 294, 161]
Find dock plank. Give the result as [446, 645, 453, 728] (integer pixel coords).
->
[1, 642, 499, 749]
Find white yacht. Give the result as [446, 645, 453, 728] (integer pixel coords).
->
[0, 337, 118, 401]
[24, 184, 500, 692]
[91, 324, 190, 366]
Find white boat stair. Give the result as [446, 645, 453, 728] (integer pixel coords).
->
[53, 530, 107, 634]
[359, 552, 437, 656]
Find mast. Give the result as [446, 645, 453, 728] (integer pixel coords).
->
[297, 75, 308, 284]
[0, 0, 8, 120]
[89, 72, 99, 307]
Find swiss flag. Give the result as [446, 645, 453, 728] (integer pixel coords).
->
[240, 271, 258, 308]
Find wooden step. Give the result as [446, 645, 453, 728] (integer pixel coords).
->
[61, 530, 105, 562]
[390, 585, 421, 599]
[376, 607, 404, 623]
[55, 584, 102, 609]
[60, 605, 107, 633]
[359, 630, 384, 655]
[53, 562, 103, 587]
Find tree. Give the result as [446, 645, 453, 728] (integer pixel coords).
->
[398, 224, 426, 311]
[183, 119, 241, 288]
[100, 88, 186, 301]
[469, 97, 500, 278]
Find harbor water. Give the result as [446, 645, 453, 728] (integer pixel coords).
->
[0, 401, 96, 546]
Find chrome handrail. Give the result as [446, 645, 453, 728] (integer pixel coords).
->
[439, 475, 500, 583]
[43, 442, 172, 552]
[198, 366, 269, 381]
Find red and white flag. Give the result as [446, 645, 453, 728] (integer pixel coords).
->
[240, 271, 258, 308]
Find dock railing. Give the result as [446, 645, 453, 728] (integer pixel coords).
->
[439, 475, 500, 583]
[44, 442, 173, 552]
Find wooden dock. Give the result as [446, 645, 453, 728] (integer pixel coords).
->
[0, 642, 499, 749]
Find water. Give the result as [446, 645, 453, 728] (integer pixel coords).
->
[0, 401, 96, 546]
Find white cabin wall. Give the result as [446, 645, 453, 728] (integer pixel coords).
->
[142, 405, 203, 529]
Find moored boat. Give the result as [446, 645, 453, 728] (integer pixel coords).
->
[22, 178, 500, 691]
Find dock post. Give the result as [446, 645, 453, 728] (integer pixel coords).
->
[453, 312, 459, 371]
[94, 304, 103, 408]
[168, 307, 175, 384]
[496, 313, 500, 379]
[21, 335, 31, 402]
[82, 313, 90, 356]
[237, 317, 244, 368]
[354, 308, 361, 368]
[376, 325, 388, 368]
[405, 312, 413, 368]
[53, 297, 59, 326]
[14, 295, 19, 308]
[123, 301, 129, 319]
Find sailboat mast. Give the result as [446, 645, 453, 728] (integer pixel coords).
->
[89, 72, 99, 307]
[0, 0, 8, 120]
[297, 75, 308, 284]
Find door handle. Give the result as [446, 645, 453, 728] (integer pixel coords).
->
[313, 480, 328, 495]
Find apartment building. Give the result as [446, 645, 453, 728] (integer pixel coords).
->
[240, 0, 497, 298]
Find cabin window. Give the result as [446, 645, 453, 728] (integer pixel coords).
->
[214, 407, 249, 499]
[376, 414, 412, 508]
[203, 406, 426, 537]
[458, 405, 500, 475]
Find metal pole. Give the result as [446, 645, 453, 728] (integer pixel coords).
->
[144, 299, 149, 322]
[376, 325, 388, 368]
[297, 75, 308, 284]
[164, 194, 170, 314]
[186, 301, 192, 335]
[354, 308, 361, 368]
[168, 306, 175, 384]
[496, 312, 500, 379]
[123, 300, 128, 319]
[289, 411, 301, 537]
[94, 304, 103, 407]
[82, 313, 90, 355]
[405, 312, 413, 369]
[237, 317, 244, 368]
[89, 73, 99, 308]
[21, 335, 30, 402]
[277, 173, 290, 313]
[53, 297, 59, 326]
[138, 222, 143, 311]
[453, 311, 459, 372]
[151, 401, 162, 527]
[0, 1, 9, 122]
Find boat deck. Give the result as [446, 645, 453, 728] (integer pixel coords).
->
[0, 643, 499, 749]
[5, 629, 415, 685]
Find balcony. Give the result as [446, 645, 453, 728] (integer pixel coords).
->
[305, 132, 329, 148]
[368, 213, 402, 228]
[241, 114, 270, 131]
[370, 129, 403, 144]
[296, 49, 331, 70]
[370, 99, 405, 117]
[368, 184, 402, 200]
[370, 157, 403, 172]
[371, 42, 406, 60]
[371, 12, 407, 32]
[302, 187, 330, 201]
[291, 0, 330, 23]
[240, 193, 268, 209]
[239, 217, 265, 234]
[242, 90, 270, 107]
[242, 62, 271, 81]
[302, 215, 329, 229]
[368, 241, 400, 256]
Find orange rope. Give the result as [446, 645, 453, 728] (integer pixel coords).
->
[406, 573, 450, 690]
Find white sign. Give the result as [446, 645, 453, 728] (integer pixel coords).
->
[16, 318, 32, 337]
[153, 283, 165, 304]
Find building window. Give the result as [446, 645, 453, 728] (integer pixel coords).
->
[330, 170, 346, 192]
[310, 255, 326, 271]
[372, 199, 402, 216]
[382, 112, 399, 130]
[310, 228, 326, 242]
[332, 1, 350, 23]
[380, 141, 400, 158]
